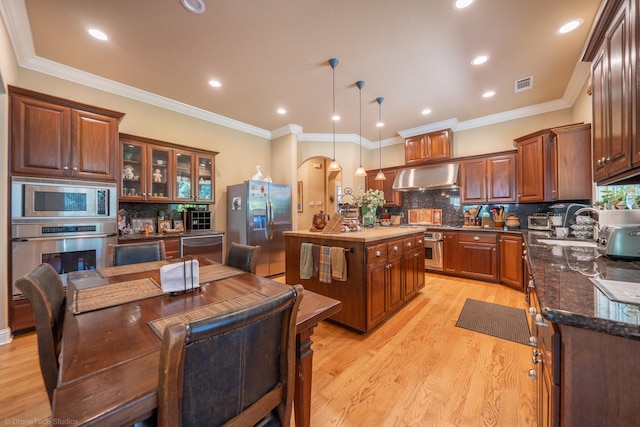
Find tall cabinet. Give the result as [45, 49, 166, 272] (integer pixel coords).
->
[583, 0, 639, 184]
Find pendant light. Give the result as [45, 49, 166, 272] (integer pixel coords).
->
[327, 58, 341, 171]
[354, 80, 367, 177]
[374, 97, 386, 180]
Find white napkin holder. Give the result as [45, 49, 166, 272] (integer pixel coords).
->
[160, 258, 200, 294]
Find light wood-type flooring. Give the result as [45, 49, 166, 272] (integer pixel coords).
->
[0, 273, 536, 426]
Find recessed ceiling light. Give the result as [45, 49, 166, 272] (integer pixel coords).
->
[208, 80, 221, 88]
[558, 19, 583, 34]
[455, 0, 474, 9]
[482, 91, 496, 98]
[87, 28, 108, 41]
[277, 108, 287, 115]
[332, 115, 340, 121]
[181, 0, 206, 14]
[421, 109, 432, 115]
[472, 55, 489, 65]
[376, 121, 384, 128]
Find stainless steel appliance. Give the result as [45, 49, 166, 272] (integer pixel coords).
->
[12, 176, 114, 218]
[528, 214, 553, 230]
[181, 233, 224, 263]
[424, 231, 443, 271]
[596, 224, 640, 260]
[11, 178, 118, 295]
[227, 181, 292, 277]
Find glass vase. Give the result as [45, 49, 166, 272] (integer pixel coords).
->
[361, 206, 375, 227]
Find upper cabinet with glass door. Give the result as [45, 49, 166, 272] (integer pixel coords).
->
[120, 134, 217, 203]
[121, 140, 146, 200]
[195, 154, 215, 202]
[147, 145, 172, 202]
[173, 150, 216, 202]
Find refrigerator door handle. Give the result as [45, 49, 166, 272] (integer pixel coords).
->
[267, 200, 274, 239]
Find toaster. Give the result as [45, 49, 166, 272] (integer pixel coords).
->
[597, 224, 640, 260]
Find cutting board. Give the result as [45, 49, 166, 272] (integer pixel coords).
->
[407, 209, 442, 225]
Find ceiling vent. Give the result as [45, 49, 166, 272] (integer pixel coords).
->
[515, 76, 533, 92]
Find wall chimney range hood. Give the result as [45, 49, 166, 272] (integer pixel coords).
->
[392, 163, 460, 191]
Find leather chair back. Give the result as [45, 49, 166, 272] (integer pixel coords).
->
[15, 263, 66, 405]
[112, 240, 166, 266]
[226, 242, 260, 273]
[158, 284, 304, 427]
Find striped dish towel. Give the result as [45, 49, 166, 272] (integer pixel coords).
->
[318, 246, 332, 283]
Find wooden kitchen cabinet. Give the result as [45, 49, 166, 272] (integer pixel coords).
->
[457, 232, 498, 281]
[174, 149, 216, 203]
[365, 168, 401, 207]
[10, 86, 124, 182]
[120, 138, 172, 202]
[284, 230, 424, 332]
[515, 124, 591, 203]
[120, 134, 217, 203]
[499, 233, 525, 290]
[366, 239, 404, 329]
[583, 0, 640, 184]
[460, 152, 517, 204]
[403, 235, 425, 300]
[405, 129, 452, 165]
[442, 232, 459, 274]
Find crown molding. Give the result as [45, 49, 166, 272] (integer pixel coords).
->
[1, 0, 588, 148]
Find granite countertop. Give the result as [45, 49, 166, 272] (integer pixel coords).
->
[118, 230, 224, 242]
[524, 230, 640, 340]
[283, 226, 427, 242]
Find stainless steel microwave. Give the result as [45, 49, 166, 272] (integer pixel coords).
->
[11, 177, 116, 219]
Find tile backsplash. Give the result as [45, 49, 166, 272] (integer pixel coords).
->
[384, 188, 590, 228]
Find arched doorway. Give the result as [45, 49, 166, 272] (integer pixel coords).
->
[296, 157, 342, 231]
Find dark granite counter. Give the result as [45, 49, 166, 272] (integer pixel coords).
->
[524, 230, 640, 340]
[118, 230, 224, 242]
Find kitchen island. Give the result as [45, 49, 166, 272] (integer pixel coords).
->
[284, 227, 426, 332]
[525, 232, 640, 427]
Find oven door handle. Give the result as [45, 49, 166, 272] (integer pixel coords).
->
[12, 233, 117, 242]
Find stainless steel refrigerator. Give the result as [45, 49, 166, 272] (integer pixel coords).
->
[227, 181, 292, 277]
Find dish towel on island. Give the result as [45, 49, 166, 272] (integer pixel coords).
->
[318, 246, 332, 283]
[330, 246, 347, 281]
[300, 243, 314, 279]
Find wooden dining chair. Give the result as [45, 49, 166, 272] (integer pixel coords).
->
[111, 240, 166, 266]
[225, 242, 260, 273]
[14, 263, 66, 406]
[157, 284, 304, 427]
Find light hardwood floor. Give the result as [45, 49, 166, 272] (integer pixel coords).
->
[0, 273, 536, 426]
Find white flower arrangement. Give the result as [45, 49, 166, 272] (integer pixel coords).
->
[356, 189, 385, 210]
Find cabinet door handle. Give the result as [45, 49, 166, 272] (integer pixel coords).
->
[407, 242, 412, 248]
[529, 307, 537, 315]
[393, 246, 399, 252]
[72, 166, 78, 171]
[532, 350, 543, 364]
[529, 336, 537, 345]
[375, 251, 381, 257]
[63, 165, 69, 170]
[418, 239, 423, 244]
[528, 369, 537, 380]
[473, 236, 480, 241]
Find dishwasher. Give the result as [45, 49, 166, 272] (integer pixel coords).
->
[180, 234, 224, 264]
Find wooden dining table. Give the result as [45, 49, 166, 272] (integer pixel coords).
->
[51, 257, 341, 426]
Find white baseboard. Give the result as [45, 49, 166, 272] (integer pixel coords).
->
[0, 328, 13, 345]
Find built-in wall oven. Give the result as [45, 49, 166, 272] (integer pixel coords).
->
[424, 231, 444, 271]
[11, 177, 117, 296]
